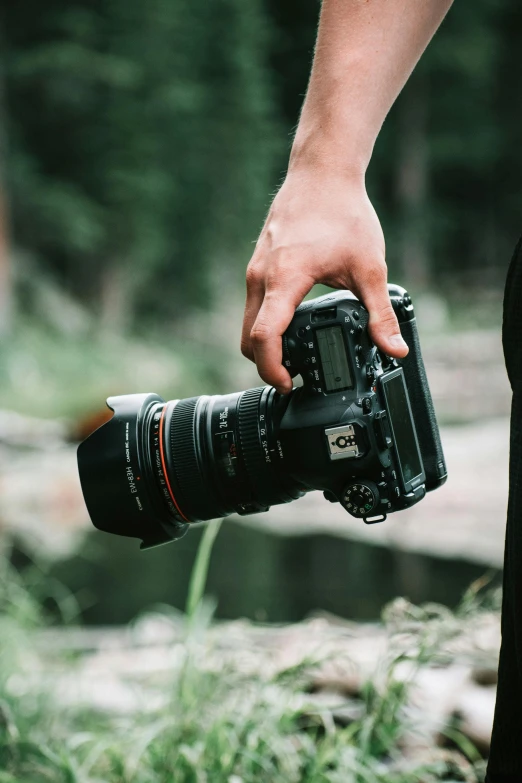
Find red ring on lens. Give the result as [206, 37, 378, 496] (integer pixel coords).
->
[159, 404, 189, 522]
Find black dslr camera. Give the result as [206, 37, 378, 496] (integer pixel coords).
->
[78, 285, 446, 549]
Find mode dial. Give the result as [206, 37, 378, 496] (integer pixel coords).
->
[341, 481, 380, 518]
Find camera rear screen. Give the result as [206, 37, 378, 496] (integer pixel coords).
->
[382, 373, 423, 487]
[316, 326, 353, 392]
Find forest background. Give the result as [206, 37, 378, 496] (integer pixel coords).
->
[0, 0, 519, 419]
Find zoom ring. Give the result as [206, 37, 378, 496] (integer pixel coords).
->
[168, 397, 216, 521]
[238, 387, 272, 507]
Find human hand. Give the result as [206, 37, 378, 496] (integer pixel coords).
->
[241, 166, 409, 394]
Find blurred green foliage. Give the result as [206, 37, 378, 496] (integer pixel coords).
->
[267, 0, 522, 288]
[2, 0, 280, 328]
[2, 0, 522, 332]
[0, 318, 220, 418]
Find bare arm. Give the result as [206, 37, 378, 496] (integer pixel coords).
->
[242, 0, 453, 394]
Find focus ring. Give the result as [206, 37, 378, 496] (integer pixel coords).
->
[167, 397, 216, 521]
[238, 387, 272, 506]
[147, 402, 188, 528]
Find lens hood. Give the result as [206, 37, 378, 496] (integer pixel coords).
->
[77, 393, 189, 549]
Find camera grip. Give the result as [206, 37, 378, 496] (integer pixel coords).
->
[397, 314, 447, 491]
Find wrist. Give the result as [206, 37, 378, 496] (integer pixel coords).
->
[287, 133, 369, 195]
[288, 50, 382, 182]
[288, 103, 375, 185]
[288, 132, 368, 185]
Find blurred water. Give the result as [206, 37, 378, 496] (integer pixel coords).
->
[44, 521, 497, 625]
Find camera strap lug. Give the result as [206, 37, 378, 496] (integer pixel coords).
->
[363, 513, 387, 525]
[323, 490, 339, 503]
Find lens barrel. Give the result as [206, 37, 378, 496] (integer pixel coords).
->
[77, 386, 303, 548]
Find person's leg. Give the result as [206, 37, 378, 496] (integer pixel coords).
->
[486, 236, 522, 782]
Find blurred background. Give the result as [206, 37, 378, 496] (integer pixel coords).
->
[0, 0, 516, 617]
[0, 1, 519, 774]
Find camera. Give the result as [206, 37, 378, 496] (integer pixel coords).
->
[77, 285, 447, 549]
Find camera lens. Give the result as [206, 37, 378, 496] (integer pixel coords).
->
[77, 387, 303, 548]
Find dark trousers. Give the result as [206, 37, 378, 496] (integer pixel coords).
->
[486, 238, 522, 782]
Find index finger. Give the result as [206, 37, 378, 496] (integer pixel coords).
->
[250, 276, 314, 393]
[241, 264, 265, 362]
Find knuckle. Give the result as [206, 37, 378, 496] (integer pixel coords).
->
[245, 265, 262, 290]
[250, 323, 272, 346]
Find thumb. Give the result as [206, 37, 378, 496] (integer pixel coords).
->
[362, 278, 409, 359]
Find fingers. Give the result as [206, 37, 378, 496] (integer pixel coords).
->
[360, 267, 409, 359]
[241, 265, 265, 362]
[250, 275, 314, 394]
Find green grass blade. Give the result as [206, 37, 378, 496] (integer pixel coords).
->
[185, 519, 223, 619]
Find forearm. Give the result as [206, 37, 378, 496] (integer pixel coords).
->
[242, 0, 453, 392]
[291, 0, 453, 177]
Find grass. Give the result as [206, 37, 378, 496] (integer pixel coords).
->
[0, 531, 493, 783]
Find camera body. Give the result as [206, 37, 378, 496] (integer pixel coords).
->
[77, 285, 446, 548]
[276, 285, 446, 524]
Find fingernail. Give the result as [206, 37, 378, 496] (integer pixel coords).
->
[389, 334, 408, 351]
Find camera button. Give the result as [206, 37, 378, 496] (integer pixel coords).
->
[362, 397, 372, 413]
[352, 310, 360, 320]
[297, 327, 307, 338]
